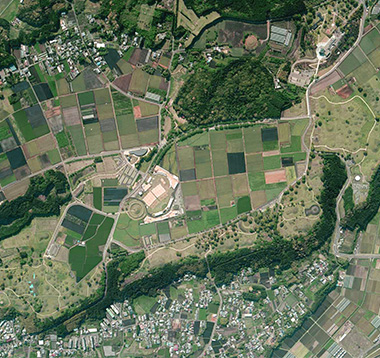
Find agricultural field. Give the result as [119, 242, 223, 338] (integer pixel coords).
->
[112, 90, 160, 148]
[158, 120, 308, 236]
[93, 184, 128, 213]
[338, 25, 380, 84]
[275, 258, 380, 358]
[51, 204, 115, 282]
[112, 47, 170, 102]
[0, 108, 62, 188]
[355, 210, 380, 255]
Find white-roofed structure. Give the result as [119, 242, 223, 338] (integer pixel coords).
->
[270, 25, 292, 46]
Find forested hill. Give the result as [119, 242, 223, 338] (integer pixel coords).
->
[175, 58, 299, 124]
[183, 0, 307, 21]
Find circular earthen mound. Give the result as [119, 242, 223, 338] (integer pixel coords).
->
[305, 204, 321, 216]
[126, 199, 147, 220]
[245, 35, 258, 50]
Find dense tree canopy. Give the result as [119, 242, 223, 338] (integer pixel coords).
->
[0, 19, 15, 69]
[0, 170, 71, 240]
[343, 165, 380, 231]
[183, 0, 307, 21]
[175, 58, 299, 124]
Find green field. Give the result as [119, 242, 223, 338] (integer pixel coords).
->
[93, 187, 102, 210]
[94, 88, 111, 105]
[60, 94, 77, 108]
[129, 69, 149, 95]
[69, 214, 114, 281]
[68, 125, 87, 156]
[114, 214, 142, 247]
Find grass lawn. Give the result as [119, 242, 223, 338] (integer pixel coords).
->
[265, 182, 287, 201]
[170, 225, 188, 240]
[69, 216, 114, 281]
[133, 295, 157, 314]
[114, 214, 141, 247]
[291, 118, 309, 136]
[139, 223, 156, 237]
